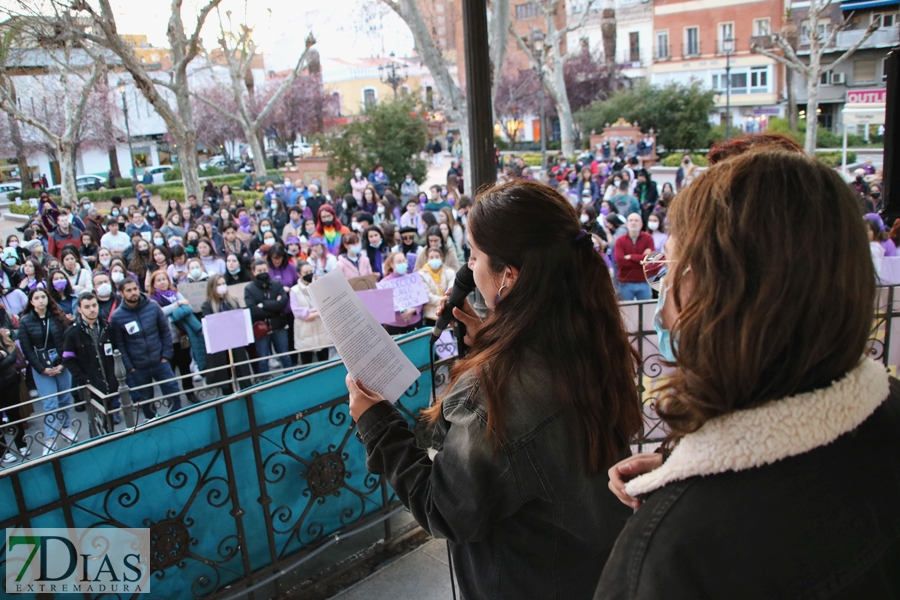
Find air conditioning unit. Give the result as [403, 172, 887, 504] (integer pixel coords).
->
[831, 72, 846, 84]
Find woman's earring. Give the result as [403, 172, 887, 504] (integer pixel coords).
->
[494, 272, 508, 305]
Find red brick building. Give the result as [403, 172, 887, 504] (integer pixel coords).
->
[650, 0, 787, 134]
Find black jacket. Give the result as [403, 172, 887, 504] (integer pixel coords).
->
[244, 276, 289, 331]
[62, 315, 118, 394]
[596, 360, 900, 600]
[18, 311, 70, 374]
[357, 349, 632, 600]
[108, 294, 173, 371]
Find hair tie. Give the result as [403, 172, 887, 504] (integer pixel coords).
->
[574, 230, 586, 242]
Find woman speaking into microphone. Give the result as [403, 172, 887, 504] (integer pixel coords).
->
[346, 180, 643, 599]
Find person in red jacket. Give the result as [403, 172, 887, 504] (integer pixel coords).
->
[48, 211, 82, 259]
[614, 212, 654, 300]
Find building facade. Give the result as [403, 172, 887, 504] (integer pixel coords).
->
[791, 0, 897, 134]
[565, 0, 655, 83]
[650, 0, 786, 134]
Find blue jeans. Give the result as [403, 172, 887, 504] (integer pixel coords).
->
[255, 328, 291, 374]
[127, 361, 182, 419]
[619, 281, 652, 301]
[33, 366, 73, 440]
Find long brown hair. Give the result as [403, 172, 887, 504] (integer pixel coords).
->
[659, 149, 875, 447]
[427, 180, 642, 473]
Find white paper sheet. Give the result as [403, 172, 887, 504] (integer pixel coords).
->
[308, 269, 420, 403]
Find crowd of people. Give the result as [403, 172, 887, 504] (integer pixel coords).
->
[0, 167, 478, 462]
[347, 134, 900, 599]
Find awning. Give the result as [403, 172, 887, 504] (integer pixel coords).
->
[841, 0, 899, 10]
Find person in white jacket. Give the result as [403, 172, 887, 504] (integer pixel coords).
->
[289, 261, 332, 364]
[417, 247, 456, 325]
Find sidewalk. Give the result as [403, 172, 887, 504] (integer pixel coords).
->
[329, 538, 453, 600]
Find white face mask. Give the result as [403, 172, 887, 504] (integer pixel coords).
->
[96, 283, 112, 297]
[648, 221, 660, 231]
[111, 271, 124, 284]
[377, 205, 385, 214]
[216, 284, 228, 295]
[580, 214, 589, 224]
[264, 237, 276, 246]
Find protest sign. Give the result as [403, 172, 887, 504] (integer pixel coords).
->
[357, 288, 395, 323]
[202, 308, 254, 353]
[178, 281, 208, 311]
[376, 274, 429, 312]
[228, 282, 250, 307]
[348, 274, 379, 291]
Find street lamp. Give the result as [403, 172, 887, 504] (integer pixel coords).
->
[378, 51, 409, 99]
[117, 81, 137, 185]
[723, 36, 734, 140]
[531, 28, 546, 174]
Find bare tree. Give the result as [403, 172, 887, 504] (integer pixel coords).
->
[0, 21, 104, 204]
[192, 6, 316, 177]
[380, 0, 509, 192]
[69, 0, 223, 200]
[600, 0, 616, 84]
[513, 0, 598, 157]
[781, 10, 800, 130]
[191, 82, 244, 163]
[495, 68, 541, 144]
[262, 73, 339, 160]
[752, 0, 877, 154]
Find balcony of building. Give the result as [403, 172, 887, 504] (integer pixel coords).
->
[798, 24, 899, 53]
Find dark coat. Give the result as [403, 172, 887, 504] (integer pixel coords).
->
[0, 342, 21, 387]
[62, 315, 118, 394]
[356, 349, 632, 600]
[595, 362, 900, 600]
[18, 311, 70, 374]
[244, 277, 289, 331]
[108, 294, 173, 371]
[200, 299, 252, 386]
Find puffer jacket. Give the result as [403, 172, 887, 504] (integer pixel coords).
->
[244, 277, 289, 331]
[18, 311, 70, 374]
[108, 293, 173, 371]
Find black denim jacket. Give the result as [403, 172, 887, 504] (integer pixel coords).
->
[356, 359, 632, 600]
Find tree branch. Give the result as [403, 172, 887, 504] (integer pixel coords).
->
[560, 0, 599, 37]
[190, 90, 241, 121]
[827, 22, 879, 70]
[253, 36, 315, 126]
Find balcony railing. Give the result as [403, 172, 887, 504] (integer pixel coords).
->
[655, 44, 671, 60]
[799, 26, 899, 53]
[682, 41, 701, 58]
[750, 35, 774, 50]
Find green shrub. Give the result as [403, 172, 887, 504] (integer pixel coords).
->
[815, 151, 856, 168]
[8, 202, 36, 216]
[660, 153, 708, 167]
[494, 135, 509, 151]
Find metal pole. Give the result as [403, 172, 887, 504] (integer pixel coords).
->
[462, 0, 496, 194]
[725, 48, 732, 140]
[842, 121, 849, 178]
[121, 92, 136, 183]
[539, 68, 546, 175]
[883, 48, 899, 222]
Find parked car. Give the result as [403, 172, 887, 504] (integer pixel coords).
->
[291, 142, 313, 157]
[75, 175, 106, 192]
[144, 165, 174, 184]
[200, 155, 232, 171]
[0, 182, 22, 204]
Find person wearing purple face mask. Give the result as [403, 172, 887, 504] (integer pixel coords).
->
[47, 269, 78, 317]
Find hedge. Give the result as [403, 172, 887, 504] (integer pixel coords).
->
[660, 153, 709, 167]
[816, 151, 857, 168]
[8, 202, 36, 216]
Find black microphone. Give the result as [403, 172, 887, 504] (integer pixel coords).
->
[430, 264, 475, 342]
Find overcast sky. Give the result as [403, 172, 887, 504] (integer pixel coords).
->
[109, 0, 415, 71]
